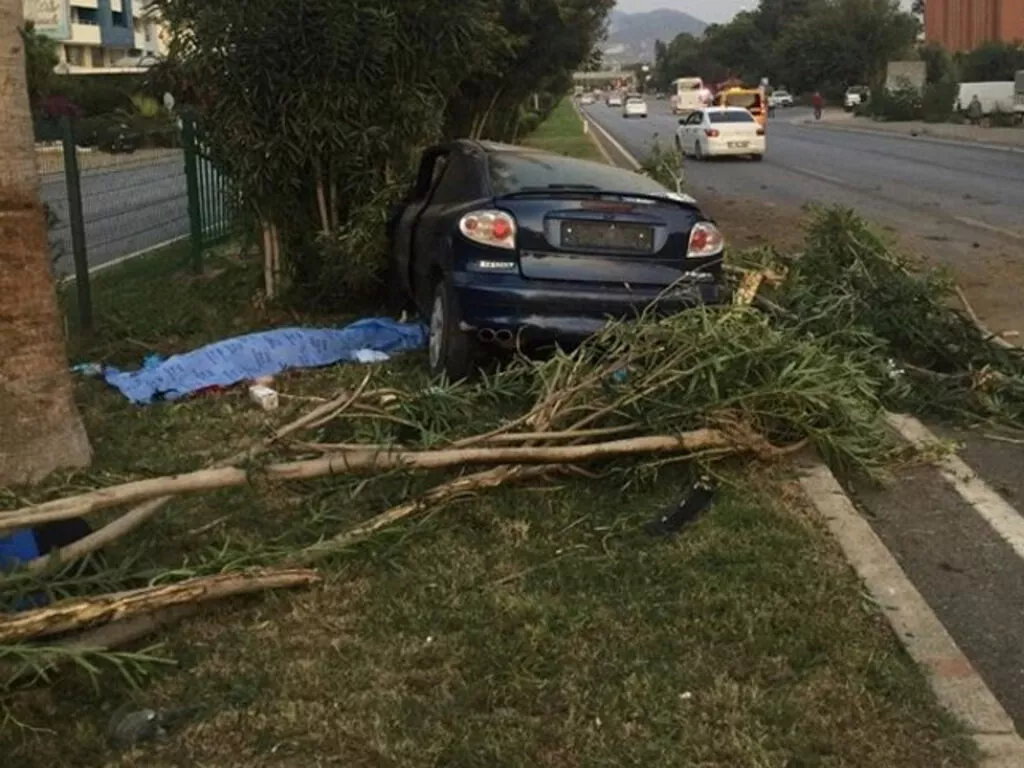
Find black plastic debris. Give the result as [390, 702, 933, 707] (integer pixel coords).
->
[107, 705, 201, 749]
[645, 477, 717, 537]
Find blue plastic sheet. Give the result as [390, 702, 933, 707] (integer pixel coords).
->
[102, 318, 427, 404]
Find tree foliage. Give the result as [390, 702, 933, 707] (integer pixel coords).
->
[957, 42, 1024, 82]
[653, 0, 916, 95]
[151, 0, 611, 306]
[19, 21, 59, 107]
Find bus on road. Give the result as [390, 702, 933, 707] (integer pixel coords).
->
[671, 77, 706, 116]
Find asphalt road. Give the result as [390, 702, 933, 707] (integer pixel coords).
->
[586, 98, 1024, 734]
[40, 155, 190, 275]
[580, 100, 1024, 243]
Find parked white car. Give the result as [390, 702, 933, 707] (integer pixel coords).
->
[622, 95, 648, 118]
[844, 86, 869, 111]
[580, 94, 595, 106]
[768, 90, 794, 108]
[675, 107, 765, 161]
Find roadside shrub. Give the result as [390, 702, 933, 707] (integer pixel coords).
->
[920, 79, 958, 123]
[988, 109, 1020, 128]
[867, 82, 921, 121]
[641, 141, 685, 194]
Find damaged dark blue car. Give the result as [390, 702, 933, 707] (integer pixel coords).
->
[387, 140, 726, 379]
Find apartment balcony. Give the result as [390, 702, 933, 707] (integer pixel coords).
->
[70, 23, 102, 45]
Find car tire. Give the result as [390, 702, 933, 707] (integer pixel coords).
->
[751, 153, 764, 162]
[427, 277, 477, 381]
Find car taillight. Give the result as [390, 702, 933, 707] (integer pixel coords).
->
[686, 222, 725, 259]
[705, 129, 720, 138]
[459, 210, 516, 250]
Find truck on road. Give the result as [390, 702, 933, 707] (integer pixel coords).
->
[957, 81, 1019, 119]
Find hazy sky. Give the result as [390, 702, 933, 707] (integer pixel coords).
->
[615, 0, 913, 24]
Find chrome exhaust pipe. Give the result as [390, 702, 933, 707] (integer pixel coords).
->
[478, 328, 496, 343]
[495, 329, 514, 344]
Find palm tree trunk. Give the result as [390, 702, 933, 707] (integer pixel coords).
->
[0, 0, 91, 485]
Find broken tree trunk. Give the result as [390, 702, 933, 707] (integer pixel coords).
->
[0, 568, 320, 644]
[0, 430, 740, 532]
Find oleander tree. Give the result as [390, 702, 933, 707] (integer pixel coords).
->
[150, 0, 614, 307]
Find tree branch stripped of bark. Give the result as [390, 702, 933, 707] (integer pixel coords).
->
[23, 377, 376, 572]
[0, 568, 320, 643]
[0, 430, 754, 533]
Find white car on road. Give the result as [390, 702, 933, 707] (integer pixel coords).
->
[675, 107, 766, 161]
[768, 90, 794, 108]
[607, 93, 624, 108]
[622, 95, 648, 118]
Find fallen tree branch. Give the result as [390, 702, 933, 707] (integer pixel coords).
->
[0, 430, 747, 532]
[294, 465, 550, 564]
[23, 379, 375, 572]
[955, 285, 1017, 351]
[0, 568, 320, 644]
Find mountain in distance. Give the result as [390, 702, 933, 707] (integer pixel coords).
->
[601, 8, 708, 65]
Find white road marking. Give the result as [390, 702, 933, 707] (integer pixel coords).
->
[61, 234, 190, 283]
[800, 462, 1021, 740]
[886, 412, 1024, 563]
[954, 215, 1024, 242]
[577, 107, 642, 170]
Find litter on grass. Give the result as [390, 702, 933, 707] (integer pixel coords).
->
[97, 318, 427, 404]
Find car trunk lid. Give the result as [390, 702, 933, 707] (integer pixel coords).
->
[498, 194, 709, 285]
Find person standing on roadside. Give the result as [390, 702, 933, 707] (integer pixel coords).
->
[811, 90, 824, 120]
[967, 94, 984, 126]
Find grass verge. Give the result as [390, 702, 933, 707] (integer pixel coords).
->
[521, 99, 605, 161]
[0, 113, 978, 767]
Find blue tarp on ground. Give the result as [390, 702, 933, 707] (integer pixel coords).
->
[102, 318, 427, 404]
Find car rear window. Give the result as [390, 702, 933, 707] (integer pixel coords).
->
[488, 151, 670, 197]
[709, 111, 756, 123]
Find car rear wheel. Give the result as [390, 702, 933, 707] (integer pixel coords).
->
[428, 278, 477, 381]
[751, 153, 764, 162]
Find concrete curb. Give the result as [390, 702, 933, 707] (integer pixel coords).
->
[796, 119, 1024, 156]
[800, 463, 1024, 767]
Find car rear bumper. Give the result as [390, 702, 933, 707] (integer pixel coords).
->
[452, 270, 724, 343]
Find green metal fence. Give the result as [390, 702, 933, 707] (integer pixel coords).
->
[182, 115, 239, 273]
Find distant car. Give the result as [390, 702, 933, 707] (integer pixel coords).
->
[386, 140, 726, 379]
[768, 90, 794, 108]
[580, 94, 595, 106]
[844, 86, 869, 111]
[607, 93, 624, 108]
[675, 107, 765, 161]
[622, 95, 648, 118]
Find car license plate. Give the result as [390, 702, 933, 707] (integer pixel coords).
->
[561, 221, 655, 253]
[728, 141, 750, 148]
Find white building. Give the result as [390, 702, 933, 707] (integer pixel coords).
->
[24, 0, 169, 73]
